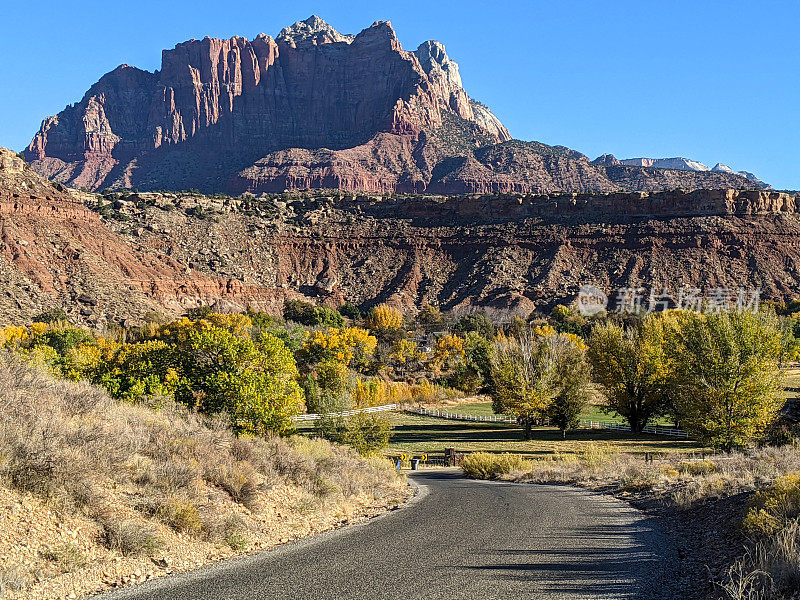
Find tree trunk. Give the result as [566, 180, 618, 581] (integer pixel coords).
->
[629, 415, 640, 433]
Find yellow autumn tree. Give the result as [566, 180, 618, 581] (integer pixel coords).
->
[429, 333, 465, 373]
[366, 304, 403, 332]
[587, 313, 675, 432]
[299, 327, 377, 370]
[390, 338, 419, 364]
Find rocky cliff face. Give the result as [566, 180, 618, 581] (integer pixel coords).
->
[3, 144, 797, 326]
[25, 17, 510, 193]
[25, 16, 757, 195]
[89, 187, 800, 318]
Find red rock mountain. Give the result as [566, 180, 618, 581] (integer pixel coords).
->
[25, 16, 756, 195]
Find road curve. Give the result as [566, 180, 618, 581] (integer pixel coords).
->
[96, 470, 677, 600]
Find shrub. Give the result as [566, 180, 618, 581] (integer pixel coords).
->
[462, 452, 532, 479]
[40, 543, 86, 572]
[102, 519, 164, 556]
[743, 473, 800, 535]
[208, 463, 259, 509]
[578, 444, 617, 469]
[156, 496, 203, 535]
[0, 565, 28, 593]
[621, 473, 657, 491]
[217, 514, 250, 550]
[343, 412, 392, 455]
[32, 308, 70, 325]
[226, 530, 250, 551]
[677, 460, 717, 476]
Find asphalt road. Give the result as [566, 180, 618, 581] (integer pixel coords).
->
[98, 470, 678, 600]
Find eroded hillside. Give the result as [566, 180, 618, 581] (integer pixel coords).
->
[2, 146, 799, 325]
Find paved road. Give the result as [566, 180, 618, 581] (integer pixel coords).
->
[98, 470, 677, 600]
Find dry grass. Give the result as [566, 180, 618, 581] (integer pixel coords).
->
[719, 520, 800, 600]
[462, 452, 533, 479]
[0, 352, 408, 597]
[0, 566, 28, 595]
[491, 444, 800, 508]
[39, 543, 86, 573]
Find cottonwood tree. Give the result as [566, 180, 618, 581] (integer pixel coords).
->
[668, 310, 783, 450]
[587, 315, 673, 432]
[491, 331, 590, 440]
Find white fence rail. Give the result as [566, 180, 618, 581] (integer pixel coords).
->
[580, 419, 691, 439]
[406, 406, 517, 424]
[292, 404, 398, 422]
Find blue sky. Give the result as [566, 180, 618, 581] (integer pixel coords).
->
[2, 0, 798, 188]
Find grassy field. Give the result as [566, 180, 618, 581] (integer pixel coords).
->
[381, 412, 702, 458]
[429, 399, 675, 427]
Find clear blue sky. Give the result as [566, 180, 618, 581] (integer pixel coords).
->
[2, 0, 798, 188]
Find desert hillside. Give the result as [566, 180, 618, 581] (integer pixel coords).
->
[0, 354, 407, 599]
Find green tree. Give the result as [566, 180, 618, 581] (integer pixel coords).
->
[453, 311, 495, 339]
[587, 315, 673, 432]
[35, 327, 92, 355]
[32, 307, 70, 325]
[549, 304, 587, 337]
[416, 304, 445, 330]
[283, 299, 344, 328]
[337, 302, 362, 321]
[545, 339, 592, 439]
[668, 310, 783, 450]
[91, 340, 182, 401]
[450, 332, 494, 393]
[314, 412, 391, 455]
[183, 327, 304, 435]
[490, 332, 590, 440]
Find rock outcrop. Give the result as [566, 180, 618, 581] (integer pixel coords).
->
[91, 186, 800, 318]
[25, 17, 759, 195]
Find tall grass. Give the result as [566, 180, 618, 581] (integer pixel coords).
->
[719, 520, 800, 599]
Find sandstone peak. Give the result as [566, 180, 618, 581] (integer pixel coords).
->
[592, 153, 621, 166]
[277, 15, 354, 46]
[23, 17, 762, 195]
[415, 40, 463, 91]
